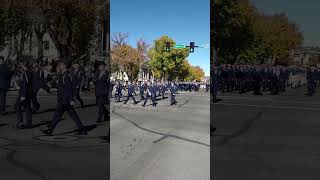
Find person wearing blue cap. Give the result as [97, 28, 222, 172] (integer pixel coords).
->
[41, 60, 87, 135]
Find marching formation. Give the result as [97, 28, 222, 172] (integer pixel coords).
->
[0, 57, 110, 136]
[110, 80, 209, 106]
[0, 56, 209, 136]
[212, 64, 320, 102]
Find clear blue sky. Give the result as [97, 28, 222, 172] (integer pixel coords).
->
[251, 0, 320, 47]
[110, 0, 210, 76]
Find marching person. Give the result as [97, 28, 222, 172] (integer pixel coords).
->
[123, 81, 138, 105]
[31, 60, 45, 113]
[142, 81, 153, 107]
[95, 61, 109, 123]
[41, 60, 87, 136]
[139, 81, 145, 101]
[15, 60, 33, 129]
[0, 56, 13, 115]
[115, 81, 123, 102]
[169, 82, 177, 105]
[72, 63, 84, 108]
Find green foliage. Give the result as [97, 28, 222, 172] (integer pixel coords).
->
[213, 0, 303, 65]
[148, 35, 190, 80]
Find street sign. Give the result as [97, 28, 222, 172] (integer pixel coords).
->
[174, 44, 185, 49]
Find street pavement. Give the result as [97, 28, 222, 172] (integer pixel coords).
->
[0, 90, 108, 180]
[212, 86, 320, 180]
[110, 91, 210, 180]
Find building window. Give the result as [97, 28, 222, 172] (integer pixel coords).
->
[43, 41, 49, 50]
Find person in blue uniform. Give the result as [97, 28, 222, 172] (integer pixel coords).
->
[0, 56, 14, 115]
[31, 61, 45, 113]
[139, 81, 145, 101]
[94, 61, 109, 123]
[170, 82, 177, 105]
[115, 81, 123, 102]
[150, 81, 157, 106]
[307, 66, 316, 96]
[41, 60, 87, 135]
[16, 60, 33, 129]
[142, 81, 153, 107]
[72, 63, 84, 108]
[124, 81, 138, 104]
[160, 82, 166, 99]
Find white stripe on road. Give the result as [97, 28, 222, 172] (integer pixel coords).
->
[220, 96, 320, 105]
[214, 102, 320, 111]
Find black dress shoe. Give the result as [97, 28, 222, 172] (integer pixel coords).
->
[41, 129, 53, 136]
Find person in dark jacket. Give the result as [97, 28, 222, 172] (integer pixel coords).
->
[16, 60, 33, 129]
[41, 60, 87, 136]
[0, 56, 14, 115]
[31, 61, 45, 113]
[72, 63, 84, 108]
[170, 82, 177, 105]
[123, 81, 138, 104]
[94, 61, 109, 123]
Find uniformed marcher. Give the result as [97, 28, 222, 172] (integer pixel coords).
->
[31, 61, 45, 113]
[41, 60, 87, 135]
[115, 81, 123, 102]
[0, 56, 13, 115]
[94, 61, 109, 123]
[16, 60, 33, 129]
[169, 82, 177, 105]
[139, 81, 145, 101]
[72, 63, 84, 108]
[142, 81, 154, 107]
[150, 81, 157, 106]
[124, 81, 138, 104]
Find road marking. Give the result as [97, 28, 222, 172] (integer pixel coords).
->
[214, 102, 320, 111]
[219, 96, 320, 105]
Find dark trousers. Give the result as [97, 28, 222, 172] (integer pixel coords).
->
[143, 94, 156, 106]
[115, 92, 122, 102]
[97, 95, 107, 122]
[75, 88, 84, 106]
[140, 91, 145, 101]
[124, 94, 137, 104]
[50, 101, 83, 131]
[170, 94, 177, 105]
[16, 98, 32, 126]
[32, 88, 40, 111]
[0, 88, 7, 112]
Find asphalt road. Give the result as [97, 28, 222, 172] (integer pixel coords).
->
[212, 86, 320, 180]
[110, 91, 210, 180]
[0, 91, 108, 180]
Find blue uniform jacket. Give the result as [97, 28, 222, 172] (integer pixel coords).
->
[0, 64, 13, 89]
[95, 70, 109, 97]
[57, 72, 75, 104]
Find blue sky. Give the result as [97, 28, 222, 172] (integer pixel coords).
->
[110, 0, 210, 76]
[251, 0, 320, 47]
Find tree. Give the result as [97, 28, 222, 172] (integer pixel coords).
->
[41, 0, 97, 61]
[148, 35, 190, 80]
[111, 44, 142, 80]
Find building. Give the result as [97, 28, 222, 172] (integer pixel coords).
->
[291, 47, 320, 66]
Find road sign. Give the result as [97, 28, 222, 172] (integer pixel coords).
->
[174, 44, 185, 49]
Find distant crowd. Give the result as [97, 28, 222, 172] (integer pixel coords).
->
[212, 64, 320, 102]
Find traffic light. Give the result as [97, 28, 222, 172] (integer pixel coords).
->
[190, 42, 195, 53]
[165, 42, 171, 52]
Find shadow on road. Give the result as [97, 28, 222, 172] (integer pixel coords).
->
[54, 124, 99, 136]
[0, 123, 8, 127]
